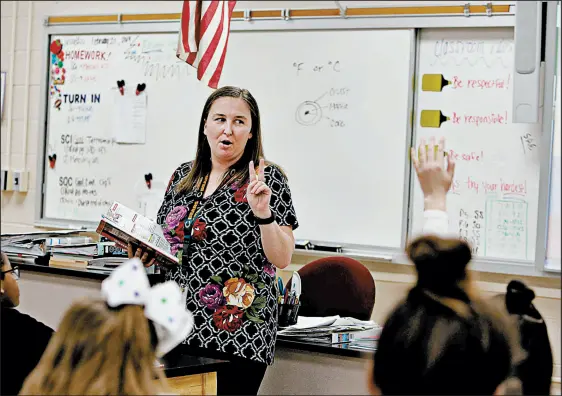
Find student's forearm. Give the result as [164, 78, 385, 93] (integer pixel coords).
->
[423, 194, 448, 236]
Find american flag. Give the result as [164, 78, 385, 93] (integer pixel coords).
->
[176, 1, 237, 89]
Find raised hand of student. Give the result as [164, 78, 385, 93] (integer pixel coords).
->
[247, 158, 273, 220]
[411, 136, 455, 211]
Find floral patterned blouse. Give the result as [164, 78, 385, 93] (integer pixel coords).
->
[156, 161, 299, 365]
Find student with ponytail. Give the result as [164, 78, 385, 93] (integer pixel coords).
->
[20, 259, 194, 395]
[368, 137, 524, 395]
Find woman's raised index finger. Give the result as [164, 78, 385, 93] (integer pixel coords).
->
[249, 161, 256, 181]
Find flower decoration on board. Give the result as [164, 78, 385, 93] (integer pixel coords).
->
[48, 153, 57, 169]
[200, 265, 268, 332]
[50, 39, 66, 86]
[49, 39, 66, 109]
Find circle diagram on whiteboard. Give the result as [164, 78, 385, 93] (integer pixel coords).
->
[295, 101, 323, 126]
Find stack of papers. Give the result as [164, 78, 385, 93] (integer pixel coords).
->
[278, 315, 380, 337]
[50, 244, 98, 257]
[1, 230, 87, 262]
[278, 316, 382, 351]
[87, 256, 128, 272]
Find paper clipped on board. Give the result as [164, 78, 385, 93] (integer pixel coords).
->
[112, 91, 147, 144]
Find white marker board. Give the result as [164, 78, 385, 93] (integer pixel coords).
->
[40, 29, 414, 250]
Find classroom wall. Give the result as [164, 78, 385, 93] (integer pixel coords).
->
[0, 0, 512, 233]
[1, 0, 560, 389]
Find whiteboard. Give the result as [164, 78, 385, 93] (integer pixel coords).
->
[546, 7, 561, 271]
[411, 28, 542, 262]
[41, 29, 414, 250]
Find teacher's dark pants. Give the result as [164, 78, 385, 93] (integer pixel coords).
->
[170, 344, 268, 395]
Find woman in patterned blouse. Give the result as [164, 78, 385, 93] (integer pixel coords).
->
[129, 86, 298, 395]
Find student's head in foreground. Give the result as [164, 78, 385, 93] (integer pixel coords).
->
[1, 252, 20, 307]
[370, 235, 524, 395]
[20, 259, 194, 395]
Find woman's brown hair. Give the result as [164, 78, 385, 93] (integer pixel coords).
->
[176, 86, 266, 193]
[20, 299, 167, 395]
[372, 235, 524, 395]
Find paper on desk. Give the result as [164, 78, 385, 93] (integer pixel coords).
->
[278, 315, 380, 336]
[289, 316, 340, 329]
[289, 316, 377, 330]
[112, 92, 147, 144]
[333, 317, 377, 327]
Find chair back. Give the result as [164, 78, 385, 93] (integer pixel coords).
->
[287, 256, 376, 320]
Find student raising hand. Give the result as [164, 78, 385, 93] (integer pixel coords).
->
[411, 136, 456, 211]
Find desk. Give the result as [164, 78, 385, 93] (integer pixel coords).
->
[161, 354, 228, 395]
[260, 337, 373, 395]
[277, 336, 375, 358]
[17, 263, 372, 395]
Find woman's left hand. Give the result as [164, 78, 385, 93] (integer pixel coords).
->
[247, 158, 272, 219]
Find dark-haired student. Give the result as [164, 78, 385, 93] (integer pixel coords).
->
[491, 280, 554, 395]
[369, 138, 525, 395]
[0, 252, 54, 395]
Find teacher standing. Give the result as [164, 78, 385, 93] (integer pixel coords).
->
[130, 86, 298, 395]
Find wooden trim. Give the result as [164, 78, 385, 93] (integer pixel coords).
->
[48, 15, 119, 24]
[163, 372, 217, 395]
[290, 9, 340, 18]
[121, 13, 181, 22]
[247, 10, 283, 18]
[346, 5, 511, 16]
[46, 5, 512, 25]
[202, 372, 217, 396]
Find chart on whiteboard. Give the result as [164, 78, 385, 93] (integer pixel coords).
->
[411, 29, 542, 262]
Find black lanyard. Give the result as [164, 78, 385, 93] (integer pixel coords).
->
[182, 174, 209, 264]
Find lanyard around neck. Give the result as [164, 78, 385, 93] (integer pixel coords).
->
[182, 174, 210, 265]
[186, 174, 209, 223]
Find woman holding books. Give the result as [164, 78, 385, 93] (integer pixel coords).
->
[129, 86, 299, 396]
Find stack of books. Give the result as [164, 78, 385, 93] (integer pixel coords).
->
[277, 315, 382, 350]
[48, 237, 97, 269]
[1, 230, 85, 265]
[1, 230, 129, 273]
[48, 237, 128, 271]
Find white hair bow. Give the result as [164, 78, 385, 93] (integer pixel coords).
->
[101, 258, 194, 356]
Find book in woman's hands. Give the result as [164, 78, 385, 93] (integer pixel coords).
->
[96, 201, 179, 268]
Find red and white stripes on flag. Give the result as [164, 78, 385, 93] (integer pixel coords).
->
[176, 1, 237, 89]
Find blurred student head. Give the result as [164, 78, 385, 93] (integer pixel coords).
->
[1, 252, 20, 307]
[20, 298, 165, 395]
[370, 235, 524, 395]
[490, 280, 553, 395]
[20, 258, 194, 395]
